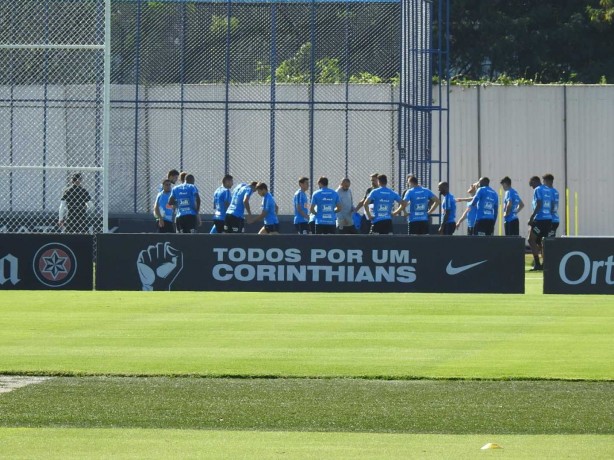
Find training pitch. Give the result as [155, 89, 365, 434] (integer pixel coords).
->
[0, 274, 612, 459]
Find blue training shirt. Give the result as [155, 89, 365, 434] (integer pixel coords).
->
[532, 185, 553, 221]
[293, 189, 309, 224]
[171, 183, 199, 217]
[403, 186, 436, 222]
[469, 186, 498, 221]
[441, 193, 456, 224]
[503, 188, 521, 223]
[261, 192, 279, 225]
[549, 187, 560, 223]
[311, 187, 340, 225]
[367, 186, 401, 223]
[226, 183, 253, 219]
[213, 186, 231, 221]
[154, 191, 174, 223]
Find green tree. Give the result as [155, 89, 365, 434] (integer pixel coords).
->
[444, 0, 614, 83]
[588, 0, 614, 24]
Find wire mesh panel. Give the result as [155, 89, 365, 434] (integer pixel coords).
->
[108, 0, 444, 218]
[2, 0, 448, 231]
[0, 0, 107, 234]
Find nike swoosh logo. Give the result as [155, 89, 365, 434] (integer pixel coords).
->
[446, 260, 488, 275]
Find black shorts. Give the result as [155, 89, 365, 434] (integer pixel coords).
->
[295, 222, 310, 234]
[309, 221, 316, 235]
[315, 224, 336, 235]
[157, 219, 175, 233]
[224, 214, 245, 233]
[408, 220, 429, 235]
[504, 219, 519, 236]
[474, 219, 495, 236]
[359, 215, 371, 234]
[176, 214, 197, 233]
[370, 219, 393, 235]
[441, 222, 456, 235]
[213, 220, 225, 233]
[530, 219, 552, 244]
[549, 222, 559, 238]
[264, 224, 280, 234]
[66, 212, 88, 233]
[338, 224, 358, 234]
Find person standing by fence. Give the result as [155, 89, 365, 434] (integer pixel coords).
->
[500, 176, 524, 236]
[153, 179, 175, 233]
[169, 174, 201, 234]
[58, 173, 92, 234]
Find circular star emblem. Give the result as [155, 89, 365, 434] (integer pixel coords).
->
[33, 243, 78, 288]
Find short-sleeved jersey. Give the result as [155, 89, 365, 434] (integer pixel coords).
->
[549, 187, 560, 223]
[213, 186, 231, 221]
[403, 186, 436, 222]
[311, 187, 340, 225]
[469, 186, 498, 221]
[532, 184, 553, 221]
[226, 183, 253, 219]
[61, 185, 91, 216]
[293, 189, 309, 224]
[154, 191, 174, 222]
[367, 186, 401, 223]
[171, 183, 199, 217]
[261, 192, 279, 225]
[441, 193, 456, 224]
[503, 188, 521, 223]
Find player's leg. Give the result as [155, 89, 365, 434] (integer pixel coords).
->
[528, 223, 542, 270]
[443, 222, 456, 235]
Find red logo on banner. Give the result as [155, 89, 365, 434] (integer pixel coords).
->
[33, 243, 78, 287]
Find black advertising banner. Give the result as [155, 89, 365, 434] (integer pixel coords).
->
[544, 238, 614, 294]
[96, 234, 525, 293]
[0, 234, 93, 290]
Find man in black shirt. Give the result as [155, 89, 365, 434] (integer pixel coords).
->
[354, 173, 379, 234]
[58, 173, 92, 233]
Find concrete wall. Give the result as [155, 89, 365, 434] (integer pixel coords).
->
[440, 85, 614, 236]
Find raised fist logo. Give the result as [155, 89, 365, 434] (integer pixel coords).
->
[137, 242, 183, 291]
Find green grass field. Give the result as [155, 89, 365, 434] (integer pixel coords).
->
[1, 275, 613, 458]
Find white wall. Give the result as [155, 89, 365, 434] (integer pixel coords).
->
[441, 85, 614, 236]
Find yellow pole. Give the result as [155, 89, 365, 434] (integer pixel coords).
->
[498, 187, 503, 235]
[566, 188, 570, 236]
[574, 191, 579, 236]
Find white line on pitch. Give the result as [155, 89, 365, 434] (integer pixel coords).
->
[0, 376, 50, 394]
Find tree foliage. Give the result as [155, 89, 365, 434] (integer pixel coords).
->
[588, 0, 614, 24]
[446, 0, 614, 83]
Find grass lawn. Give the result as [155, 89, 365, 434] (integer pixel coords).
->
[0, 278, 612, 380]
[0, 377, 612, 434]
[0, 274, 612, 458]
[0, 429, 612, 460]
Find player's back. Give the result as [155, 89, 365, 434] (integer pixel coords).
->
[405, 186, 433, 221]
[312, 188, 339, 225]
[172, 183, 198, 216]
[226, 183, 249, 217]
[369, 187, 400, 222]
[473, 186, 497, 220]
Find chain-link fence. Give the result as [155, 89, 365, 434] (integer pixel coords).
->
[0, 0, 107, 234]
[1, 0, 449, 231]
[109, 0, 448, 218]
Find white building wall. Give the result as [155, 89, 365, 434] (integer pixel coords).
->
[442, 85, 613, 236]
[565, 86, 614, 236]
